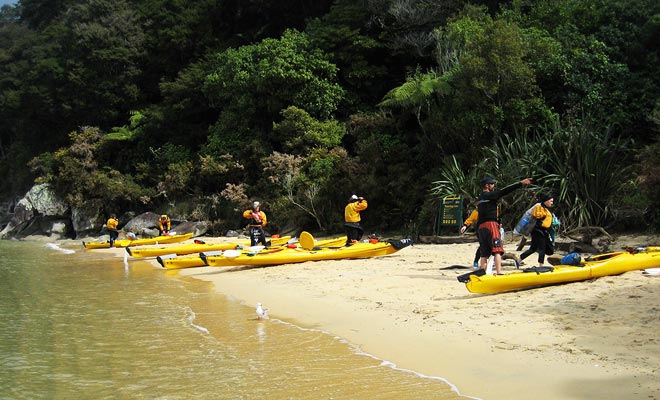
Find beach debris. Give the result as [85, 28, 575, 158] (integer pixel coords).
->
[256, 303, 269, 320]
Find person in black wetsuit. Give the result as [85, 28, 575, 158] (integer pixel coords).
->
[476, 176, 532, 275]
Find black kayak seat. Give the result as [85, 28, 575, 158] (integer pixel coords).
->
[523, 266, 554, 274]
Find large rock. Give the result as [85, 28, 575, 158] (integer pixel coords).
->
[122, 212, 162, 237]
[1, 184, 72, 239]
[7, 216, 73, 240]
[23, 184, 69, 217]
[12, 198, 34, 226]
[172, 221, 207, 236]
[71, 204, 104, 238]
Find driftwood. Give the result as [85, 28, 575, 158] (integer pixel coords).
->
[554, 241, 602, 254]
[563, 226, 613, 246]
[417, 235, 478, 244]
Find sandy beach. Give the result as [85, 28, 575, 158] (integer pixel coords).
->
[120, 232, 659, 400]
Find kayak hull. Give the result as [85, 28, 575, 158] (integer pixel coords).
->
[158, 254, 208, 269]
[127, 235, 292, 257]
[465, 247, 660, 294]
[157, 236, 349, 269]
[203, 239, 411, 268]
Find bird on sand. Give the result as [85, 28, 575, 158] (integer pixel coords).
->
[256, 303, 269, 320]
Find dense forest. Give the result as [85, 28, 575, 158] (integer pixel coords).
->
[1, 0, 659, 236]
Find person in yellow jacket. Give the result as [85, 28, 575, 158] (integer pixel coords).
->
[519, 193, 555, 267]
[243, 201, 267, 246]
[344, 194, 368, 246]
[106, 214, 119, 247]
[158, 214, 171, 236]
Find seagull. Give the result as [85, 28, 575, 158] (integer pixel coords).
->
[256, 303, 269, 320]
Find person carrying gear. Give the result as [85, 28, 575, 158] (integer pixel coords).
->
[158, 214, 171, 236]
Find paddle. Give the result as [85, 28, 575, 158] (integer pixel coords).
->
[299, 231, 315, 250]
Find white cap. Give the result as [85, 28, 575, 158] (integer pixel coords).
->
[253, 201, 260, 208]
[351, 194, 358, 200]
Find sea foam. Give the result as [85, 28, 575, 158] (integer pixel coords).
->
[185, 307, 210, 334]
[45, 243, 75, 254]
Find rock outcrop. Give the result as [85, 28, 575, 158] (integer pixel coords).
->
[0, 184, 202, 240]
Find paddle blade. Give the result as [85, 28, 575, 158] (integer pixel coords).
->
[299, 231, 315, 250]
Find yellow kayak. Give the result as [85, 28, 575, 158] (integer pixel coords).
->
[156, 235, 349, 270]
[83, 233, 194, 249]
[157, 253, 214, 269]
[126, 235, 292, 257]
[464, 246, 660, 294]
[201, 238, 412, 268]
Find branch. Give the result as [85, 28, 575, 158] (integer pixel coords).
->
[563, 226, 612, 244]
[284, 174, 324, 230]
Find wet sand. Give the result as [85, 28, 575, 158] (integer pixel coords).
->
[116, 233, 660, 399]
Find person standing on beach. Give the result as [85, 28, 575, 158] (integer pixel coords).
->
[345, 194, 368, 246]
[243, 201, 268, 246]
[106, 214, 119, 247]
[461, 207, 522, 269]
[158, 214, 171, 236]
[519, 193, 556, 267]
[476, 176, 532, 275]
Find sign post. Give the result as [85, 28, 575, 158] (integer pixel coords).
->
[436, 195, 463, 235]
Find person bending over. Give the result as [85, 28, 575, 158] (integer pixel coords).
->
[158, 214, 171, 236]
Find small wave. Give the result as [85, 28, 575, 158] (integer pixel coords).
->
[45, 243, 75, 254]
[185, 307, 210, 334]
[274, 318, 482, 400]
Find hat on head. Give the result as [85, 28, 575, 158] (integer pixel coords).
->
[253, 201, 260, 208]
[481, 176, 496, 186]
[351, 194, 358, 200]
[539, 192, 553, 203]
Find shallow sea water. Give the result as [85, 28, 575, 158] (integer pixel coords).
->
[0, 240, 467, 399]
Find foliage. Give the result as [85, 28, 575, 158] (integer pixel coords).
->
[29, 126, 150, 209]
[203, 29, 344, 120]
[105, 111, 144, 141]
[378, 69, 452, 132]
[544, 122, 634, 229]
[201, 29, 345, 186]
[429, 155, 484, 205]
[431, 119, 637, 232]
[272, 106, 346, 154]
[262, 107, 347, 230]
[305, 0, 392, 110]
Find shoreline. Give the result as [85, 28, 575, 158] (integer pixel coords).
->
[93, 234, 659, 399]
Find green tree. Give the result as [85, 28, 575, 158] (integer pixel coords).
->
[452, 16, 549, 145]
[202, 29, 345, 169]
[55, 0, 145, 127]
[261, 107, 348, 231]
[29, 126, 149, 210]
